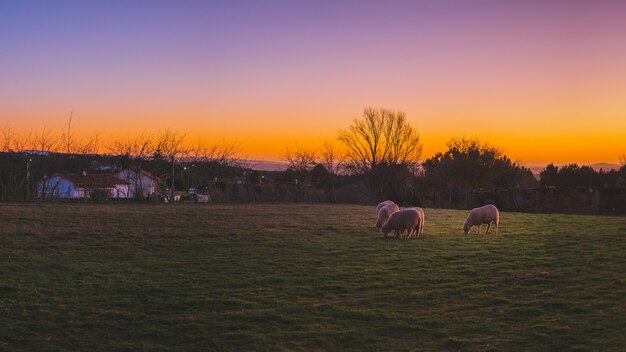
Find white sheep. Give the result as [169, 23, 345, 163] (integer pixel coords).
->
[412, 207, 425, 236]
[375, 203, 400, 230]
[376, 200, 397, 214]
[463, 204, 500, 234]
[381, 208, 421, 239]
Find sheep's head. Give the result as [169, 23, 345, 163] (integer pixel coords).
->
[381, 221, 393, 236]
[375, 209, 390, 231]
[375, 216, 386, 231]
[462, 220, 471, 234]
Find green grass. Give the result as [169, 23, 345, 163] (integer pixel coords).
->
[0, 203, 625, 351]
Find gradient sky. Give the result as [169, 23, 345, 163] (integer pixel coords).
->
[1, 0, 625, 165]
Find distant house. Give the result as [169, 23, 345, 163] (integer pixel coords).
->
[114, 169, 160, 199]
[38, 173, 130, 199]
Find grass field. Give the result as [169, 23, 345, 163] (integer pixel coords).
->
[0, 203, 625, 351]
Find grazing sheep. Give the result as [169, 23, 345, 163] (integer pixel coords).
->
[376, 200, 397, 214]
[413, 207, 425, 236]
[375, 203, 400, 230]
[463, 204, 500, 234]
[381, 208, 421, 239]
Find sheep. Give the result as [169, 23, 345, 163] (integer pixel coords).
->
[462, 204, 499, 234]
[376, 200, 397, 214]
[381, 208, 421, 239]
[413, 207, 425, 236]
[375, 203, 400, 230]
[402, 207, 425, 237]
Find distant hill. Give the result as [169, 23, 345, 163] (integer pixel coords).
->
[586, 163, 622, 171]
[247, 159, 288, 171]
[249, 160, 624, 175]
[528, 163, 622, 179]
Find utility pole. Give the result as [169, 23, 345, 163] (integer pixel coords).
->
[170, 156, 175, 203]
[26, 157, 32, 199]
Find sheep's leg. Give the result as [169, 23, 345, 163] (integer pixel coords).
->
[476, 225, 480, 234]
[485, 223, 491, 234]
[496, 222, 499, 234]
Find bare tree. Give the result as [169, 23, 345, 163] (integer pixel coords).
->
[75, 133, 101, 155]
[320, 140, 343, 203]
[1, 123, 16, 152]
[620, 154, 626, 166]
[0, 123, 27, 153]
[156, 129, 188, 202]
[107, 133, 156, 199]
[284, 145, 317, 201]
[108, 133, 155, 159]
[59, 113, 102, 155]
[189, 138, 241, 166]
[338, 107, 423, 174]
[60, 111, 76, 154]
[28, 125, 60, 154]
[284, 146, 317, 174]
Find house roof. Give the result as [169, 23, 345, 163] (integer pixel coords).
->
[56, 173, 129, 187]
[116, 169, 160, 181]
[139, 169, 160, 181]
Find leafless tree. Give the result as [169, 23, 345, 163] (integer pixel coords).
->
[58, 113, 102, 155]
[60, 111, 76, 154]
[620, 154, 626, 166]
[1, 123, 16, 152]
[28, 125, 60, 154]
[189, 138, 241, 166]
[107, 133, 155, 199]
[0, 123, 28, 153]
[284, 145, 317, 174]
[156, 129, 188, 202]
[75, 133, 101, 155]
[320, 140, 343, 203]
[338, 107, 423, 174]
[108, 133, 155, 159]
[284, 145, 317, 201]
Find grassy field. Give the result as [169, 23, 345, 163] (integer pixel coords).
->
[0, 203, 624, 351]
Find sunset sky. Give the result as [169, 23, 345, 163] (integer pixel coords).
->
[1, 0, 625, 165]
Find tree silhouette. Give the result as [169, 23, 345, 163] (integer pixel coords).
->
[338, 107, 423, 174]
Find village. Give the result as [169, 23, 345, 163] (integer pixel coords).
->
[0, 147, 622, 216]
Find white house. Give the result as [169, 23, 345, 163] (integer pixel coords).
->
[38, 173, 130, 199]
[114, 169, 160, 199]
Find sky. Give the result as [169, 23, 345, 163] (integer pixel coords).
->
[1, 0, 625, 165]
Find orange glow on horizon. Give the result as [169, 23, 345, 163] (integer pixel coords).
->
[3, 108, 625, 167]
[2, 1, 625, 166]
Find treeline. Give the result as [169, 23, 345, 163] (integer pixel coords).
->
[281, 108, 625, 208]
[2, 109, 625, 207]
[282, 108, 540, 207]
[284, 134, 540, 207]
[540, 163, 626, 189]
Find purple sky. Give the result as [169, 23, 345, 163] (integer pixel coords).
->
[2, 0, 625, 163]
